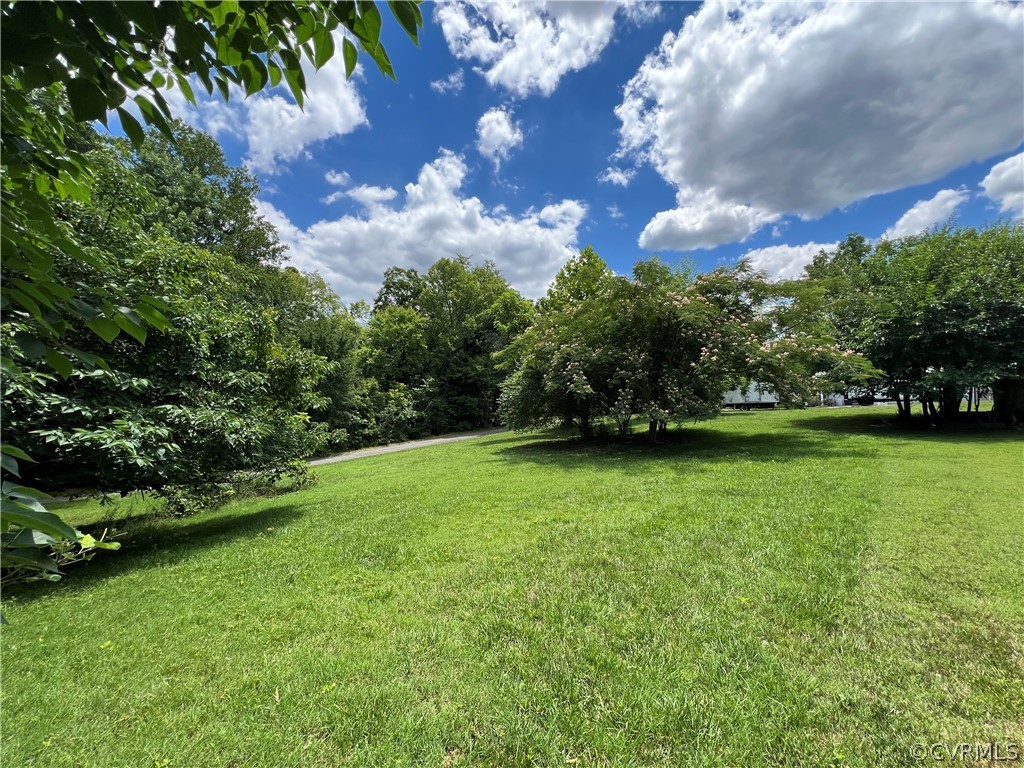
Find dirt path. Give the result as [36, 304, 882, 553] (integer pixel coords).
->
[309, 428, 506, 467]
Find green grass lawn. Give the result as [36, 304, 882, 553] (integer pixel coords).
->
[2, 408, 1022, 767]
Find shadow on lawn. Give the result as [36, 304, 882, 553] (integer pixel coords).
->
[6, 504, 305, 602]
[792, 411, 1024, 443]
[495, 425, 874, 471]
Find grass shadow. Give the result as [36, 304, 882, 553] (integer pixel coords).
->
[5, 504, 306, 603]
[792, 411, 1024, 444]
[494, 426, 875, 472]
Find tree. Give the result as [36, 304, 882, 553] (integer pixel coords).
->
[360, 305, 430, 389]
[538, 245, 615, 312]
[802, 222, 1024, 423]
[131, 121, 285, 266]
[1, 1, 423, 583]
[373, 267, 425, 312]
[416, 258, 525, 431]
[356, 257, 534, 440]
[499, 258, 869, 440]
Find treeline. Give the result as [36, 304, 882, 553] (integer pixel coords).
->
[799, 228, 1024, 423]
[1, 119, 537, 513]
[500, 224, 1023, 439]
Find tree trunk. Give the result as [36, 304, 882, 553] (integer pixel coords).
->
[577, 407, 592, 439]
[941, 386, 962, 422]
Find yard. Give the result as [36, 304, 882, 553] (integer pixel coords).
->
[2, 407, 1021, 767]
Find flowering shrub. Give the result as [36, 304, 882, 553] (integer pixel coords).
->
[499, 255, 872, 438]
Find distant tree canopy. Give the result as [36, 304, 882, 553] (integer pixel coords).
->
[801, 223, 1024, 423]
[360, 256, 536, 437]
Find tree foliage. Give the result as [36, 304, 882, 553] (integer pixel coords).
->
[804, 223, 1024, 423]
[498, 250, 870, 439]
[1, 0, 422, 583]
[357, 256, 535, 440]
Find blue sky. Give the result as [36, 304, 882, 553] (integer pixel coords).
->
[158, 1, 1024, 305]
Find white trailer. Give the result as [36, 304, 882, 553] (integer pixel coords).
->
[723, 384, 779, 410]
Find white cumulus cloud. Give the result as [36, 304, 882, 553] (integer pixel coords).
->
[436, 1, 641, 97]
[742, 242, 838, 282]
[980, 152, 1024, 218]
[325, 170, 352, 187]
[243, 45, 367, 173]
[615, 1, 1024, 251]
[882, 188, 970, 240]
[430, 69, 466, 94]
[321, 170, 353, 204]
[641, 190, 778, 251]
[476, 107, 524, 171]
[598, 166, 635, 187]
[256, 150, 587, 303]
[346, 184, 399, 210]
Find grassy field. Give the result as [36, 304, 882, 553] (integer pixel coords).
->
[2, 407, 1022, 767]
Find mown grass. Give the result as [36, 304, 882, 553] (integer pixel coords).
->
[2, 407, 1021, 767]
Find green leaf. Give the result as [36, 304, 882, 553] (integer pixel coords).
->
[367, 42, 394, 80]
[0, 446, 33, 462]
[9, 289, 43, 321]
[134, 303, 172, 331]
[0, 548, 61, 574]
[133, 95, 174, 141]
[387, 1, 421, 44]
[283, 66, 305, 109]
[215, 31, 246, 66]
[86, 315, 121, 343]
[78, 534, 121, 551]
[114, 312, 147, 344]
[66, 78, 109, 122]
[214, 76, 231, 102]
[342, 38, 358, 79]
[249, 55, 270, 92]
[1, 499, 78, 541]
[312, 26, 336, 70]
[205, 0, 240, 29]
[176, 74, 196, 105]
[13, 331, 45, 361]
[2, 527, 57, 548]
[0, 454, 20, 478]
[45, 347, 73, 379]
[1, 483, 50, 501]
[356, 3, 383, 46]
[267, 61, 283, 87]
